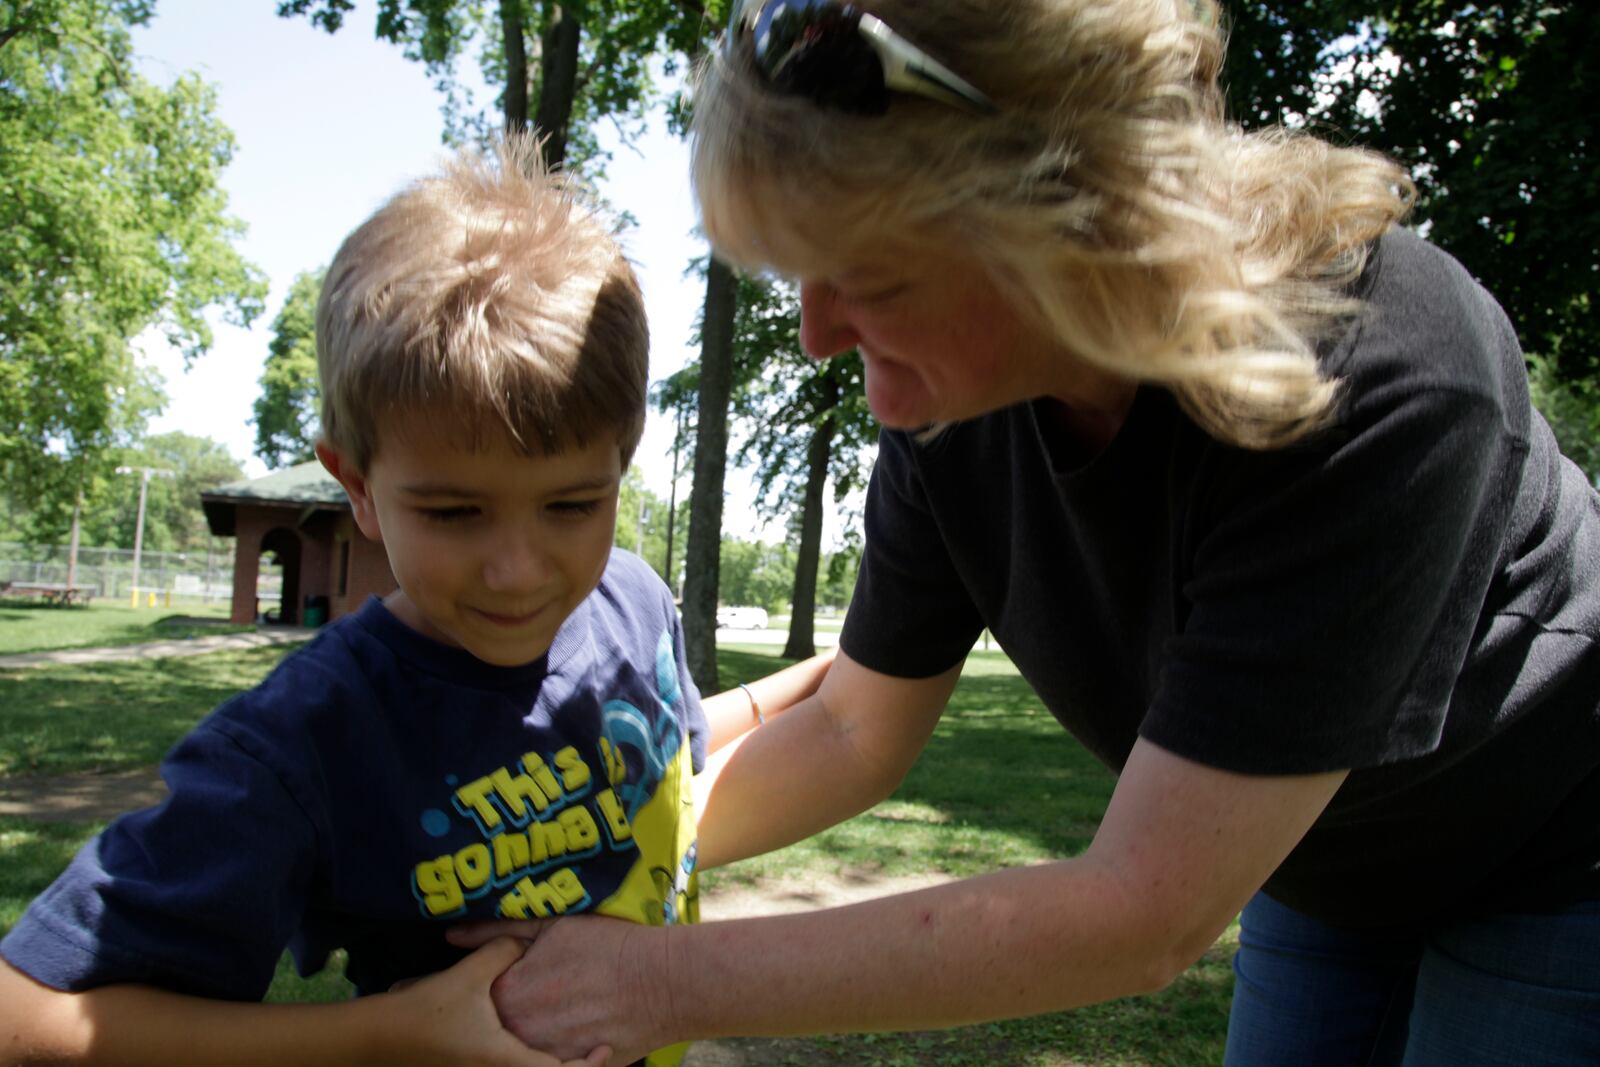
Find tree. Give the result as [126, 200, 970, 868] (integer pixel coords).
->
[4, 429, 245, 553]
[728, 275, 875, 659]
[101, 432, 245, 552]
[1223, 2, 1598, 388]
[614, 465, 684, 588]
[277, 0, 705, 169]
[816, 543, 861, 614]
[1, 0, 266, 532]
[678, 255, 737, 689]
[717, 536, 794, 615]
[253, 269, 325, 468]
[1528, 356, 1600, 485]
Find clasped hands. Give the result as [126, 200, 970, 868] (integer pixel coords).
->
[390, 915, 668, 1067]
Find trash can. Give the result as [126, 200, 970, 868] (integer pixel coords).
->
[302, 594, 329, 628]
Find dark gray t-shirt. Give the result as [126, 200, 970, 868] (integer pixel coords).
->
[841, 229, 1600, 927]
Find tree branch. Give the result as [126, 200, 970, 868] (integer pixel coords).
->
[670, 0, 709, 23]
[0, 1, 38, 51]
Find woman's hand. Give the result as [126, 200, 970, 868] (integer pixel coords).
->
[448, 918, 669, 1066]
[380, 936, 614, 1067]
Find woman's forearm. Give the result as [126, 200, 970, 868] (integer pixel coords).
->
[664, 860, 1189, 1041]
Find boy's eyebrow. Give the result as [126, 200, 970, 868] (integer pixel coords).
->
[545, 475, 621, 494]
[395, 482, 482, 498]
[396, 475, 619, 497]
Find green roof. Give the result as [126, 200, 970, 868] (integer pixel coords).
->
[201, 461, 350, 536]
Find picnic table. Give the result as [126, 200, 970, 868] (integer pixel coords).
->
[0, 581, 93, 606]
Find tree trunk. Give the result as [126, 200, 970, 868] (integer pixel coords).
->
[499, 0, 530, 134]
[534, 3, 581, 169]
[681, 256, 738, 692]
[783, 375, 837, 660]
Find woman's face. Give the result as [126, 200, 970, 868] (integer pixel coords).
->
[797, 244, 1083, 429]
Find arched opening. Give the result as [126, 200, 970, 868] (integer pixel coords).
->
[257, 528, 303, 625]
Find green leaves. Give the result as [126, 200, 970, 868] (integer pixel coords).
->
[1, 0, 265, 522]
[252, 269, 325, 468]
[1226, 2, 1598, 391]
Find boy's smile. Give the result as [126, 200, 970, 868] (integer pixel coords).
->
[320, 421, 623, 667]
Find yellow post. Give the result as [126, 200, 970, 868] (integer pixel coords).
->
[130, 588, 138, 608]
[147, 591, 157, 608]
[164, 589, 172, 608]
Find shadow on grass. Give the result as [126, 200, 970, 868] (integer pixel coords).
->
[0, 646, 299, 775]
[0, 600, 244, 656]
[716, 648, 1116, 877]
[0, 818, 104, 935]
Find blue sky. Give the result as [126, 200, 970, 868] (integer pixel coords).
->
[129, 0, 723, 513]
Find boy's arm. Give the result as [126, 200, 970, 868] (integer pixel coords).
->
[0, 942, 606, 1067]
[697, 649, 957, 868]
[698, 648, 838, 754]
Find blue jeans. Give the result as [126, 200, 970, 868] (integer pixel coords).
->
[1224, 891, 1600, 1066]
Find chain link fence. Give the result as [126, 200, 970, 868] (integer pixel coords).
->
[0, 541, 280, 603]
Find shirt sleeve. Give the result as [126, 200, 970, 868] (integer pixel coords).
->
[0, 720, 320, 1001]
[1141, 381, 1520, 774]
[841, 429, 987, 678]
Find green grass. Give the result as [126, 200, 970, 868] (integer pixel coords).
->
[0, 643, 1233, 1063]
[0, 818, 105, 935]
[711, 648, 1111, 881]
[0, 647, 299, 775]
[0, 599, 247, 656]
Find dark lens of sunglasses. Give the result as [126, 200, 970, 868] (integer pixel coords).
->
[750, 0, 891, 115]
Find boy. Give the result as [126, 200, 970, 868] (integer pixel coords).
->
[0, 139, 810, 1067]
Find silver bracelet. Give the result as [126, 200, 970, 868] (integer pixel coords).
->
[737, 682, 765, 725]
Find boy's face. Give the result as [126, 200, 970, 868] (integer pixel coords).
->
[319, 420, 622, 667]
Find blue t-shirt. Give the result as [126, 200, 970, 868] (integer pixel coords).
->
[3, 549, 706, 1012]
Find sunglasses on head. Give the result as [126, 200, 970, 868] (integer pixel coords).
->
[725, 0, 997, 116]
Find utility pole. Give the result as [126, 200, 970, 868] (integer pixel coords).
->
[66, 487, 82, 592]
[663, 404, 687, 597]
[116, 466, 175, 605]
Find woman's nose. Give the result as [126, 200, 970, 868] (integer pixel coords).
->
[798, 280, 860, 360]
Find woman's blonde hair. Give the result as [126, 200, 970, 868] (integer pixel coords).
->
[317, 134, 648, 470]
[692, 0, 1415, 448]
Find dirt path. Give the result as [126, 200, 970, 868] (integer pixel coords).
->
[0, 767, 168, 822]
[0, 627, 312, 671]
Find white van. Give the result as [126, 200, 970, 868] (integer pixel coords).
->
[716, 606, 769, 630]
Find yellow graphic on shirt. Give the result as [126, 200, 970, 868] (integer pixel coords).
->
[409, 631, 697, 1067]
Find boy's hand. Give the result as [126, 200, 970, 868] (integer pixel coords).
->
[448, 918, 670, 1065]
[384, 935, 613, 1067]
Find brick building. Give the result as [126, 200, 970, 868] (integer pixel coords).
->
[200, 462, 395, 626]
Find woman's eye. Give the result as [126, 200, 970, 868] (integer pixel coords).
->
[844, 284, 906, 306]
[420, 506, 479, 523]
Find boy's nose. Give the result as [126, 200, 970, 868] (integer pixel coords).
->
[798, 280, 860, 360]
[482, 531, 551, 592]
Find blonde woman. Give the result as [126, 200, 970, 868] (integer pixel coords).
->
[461, 2, 1600, 1062]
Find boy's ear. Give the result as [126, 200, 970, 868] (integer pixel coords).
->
[316, 442, 383, 544]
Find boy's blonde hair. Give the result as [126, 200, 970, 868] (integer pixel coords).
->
[318, 135, 648, 470]
[692, 0, 1415, 448]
